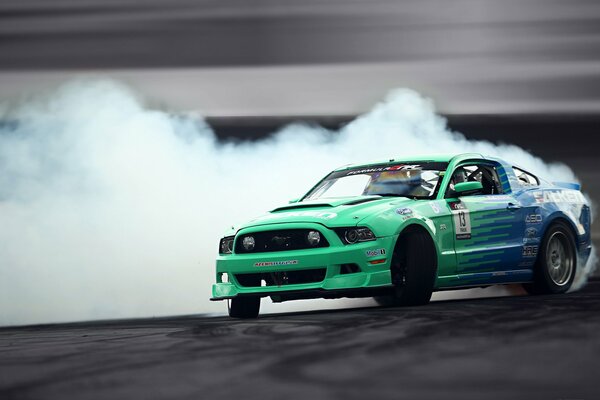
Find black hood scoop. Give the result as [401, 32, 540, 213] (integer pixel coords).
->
[342, 197, 381, 206]
[271, 203, 333, 212]
[271, 196, 381, 213]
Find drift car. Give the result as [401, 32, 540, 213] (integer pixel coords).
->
[212, 153, 591, 318]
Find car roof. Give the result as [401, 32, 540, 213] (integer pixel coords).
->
[334, 153, 490, 171]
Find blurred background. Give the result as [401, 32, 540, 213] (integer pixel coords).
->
[1, 0, 600, 325]
[2, 0, 599, 174]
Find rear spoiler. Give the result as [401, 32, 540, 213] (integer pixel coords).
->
[552, 182, 581, 191]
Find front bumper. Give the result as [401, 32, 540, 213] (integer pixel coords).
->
[211, 224, 397, 301]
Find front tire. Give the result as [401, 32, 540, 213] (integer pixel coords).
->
[228, 297, 260, 318]
[375, 228, 437, 307]
[523, 221, 576, 295]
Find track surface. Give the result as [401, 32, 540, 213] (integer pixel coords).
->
[2, 282, 600, 400]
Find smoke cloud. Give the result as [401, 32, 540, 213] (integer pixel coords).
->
[0, 80, 594, 326]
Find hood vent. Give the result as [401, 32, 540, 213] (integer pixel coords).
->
[272, 203, 333, 212]
[342, 198, 380, 206]
[271, 197, 381, 213]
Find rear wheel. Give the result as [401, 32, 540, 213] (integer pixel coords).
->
[228, 297, 260, 318]
[374, 228, 437, 307]
[523, 221, 576, 295]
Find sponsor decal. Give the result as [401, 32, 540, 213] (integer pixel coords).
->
[522, 246, 538, 258]
[450, 202, 471, 240]
[395, 207, 413, 216]
[532, 190, 585, 204]
[388, 165, 408, 171]
[346, 164, 421, 176]
[430, 202, 441, 214]
[254, 260, 299, 267]
[366, 248, 386, 257]
[449, 201, 466, 211]
[518, 260, 536, 267]
[523, 227, 540, 244]
[525, 214, 542, 224]
[525, 227, 538, 238]
[533, 192, 545, 204]
[481, 195, 513, 201]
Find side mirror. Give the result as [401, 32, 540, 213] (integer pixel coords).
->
[454, 181, 483, 196]
[288, 198, 300, 204]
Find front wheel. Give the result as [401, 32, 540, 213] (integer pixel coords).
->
[375, 228, 437, 307]
[523, 221, 576, 295]
[228, 297, 260, 318]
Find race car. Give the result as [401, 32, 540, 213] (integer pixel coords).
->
[212, 153, 592, 318]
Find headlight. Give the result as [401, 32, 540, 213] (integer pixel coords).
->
[306, 230, 321, 246]
[219, 236, 234, 254]
[338, 227, 376, 244]
[242, 236, 256, 251]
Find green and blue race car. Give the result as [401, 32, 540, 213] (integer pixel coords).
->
[212, 153, 592, 318]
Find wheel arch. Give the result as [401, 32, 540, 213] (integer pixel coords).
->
[544, 213, 579, 248]
[539, 213, 580, 271]
[523, 213, 579, 295]
[394, 223, 439, 264]
[383, 222, 439, 306]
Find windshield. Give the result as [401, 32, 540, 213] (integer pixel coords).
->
[304, 162, 448, 201]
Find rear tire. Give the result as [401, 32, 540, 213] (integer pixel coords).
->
[375, 228, 437, 307]
[228, 297, 260, 318]
[523, 221, 576, 295]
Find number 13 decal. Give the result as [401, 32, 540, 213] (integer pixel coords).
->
[458, 211, 467, 227]
[452, 207, 472, 240]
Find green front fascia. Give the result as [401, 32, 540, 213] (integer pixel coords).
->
[212, 222, 398, 299]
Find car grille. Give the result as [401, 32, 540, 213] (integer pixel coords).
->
[235, 229, 329, 254]
[235, 268, 327, 287]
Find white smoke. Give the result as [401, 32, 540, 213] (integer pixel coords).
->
[0, 80, 594, 326]
[572, 193, 598, 290]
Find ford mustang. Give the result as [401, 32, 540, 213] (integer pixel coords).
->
[211, 153, 592, 318]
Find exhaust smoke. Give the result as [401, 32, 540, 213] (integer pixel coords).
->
[0, 80, 595, 326]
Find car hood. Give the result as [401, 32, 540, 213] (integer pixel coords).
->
[238, 196, 417, 231]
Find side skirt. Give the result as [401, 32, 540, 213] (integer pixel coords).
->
[435, 269, 534, 289]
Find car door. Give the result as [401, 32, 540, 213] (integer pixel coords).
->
[445, 162, 525, 277]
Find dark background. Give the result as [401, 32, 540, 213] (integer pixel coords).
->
[3, 0, 600, 116]
[3, 0, 600, 71]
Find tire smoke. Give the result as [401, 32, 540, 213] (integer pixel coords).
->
[0, 80, 594, 326]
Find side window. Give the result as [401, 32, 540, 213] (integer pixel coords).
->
[513, 166, 539, 187]
[445, 163, 503, 198]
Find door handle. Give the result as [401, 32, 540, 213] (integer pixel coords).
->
[507, 202, 521, 211]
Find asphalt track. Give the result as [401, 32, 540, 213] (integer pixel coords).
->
[2, 281, 600, 400]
